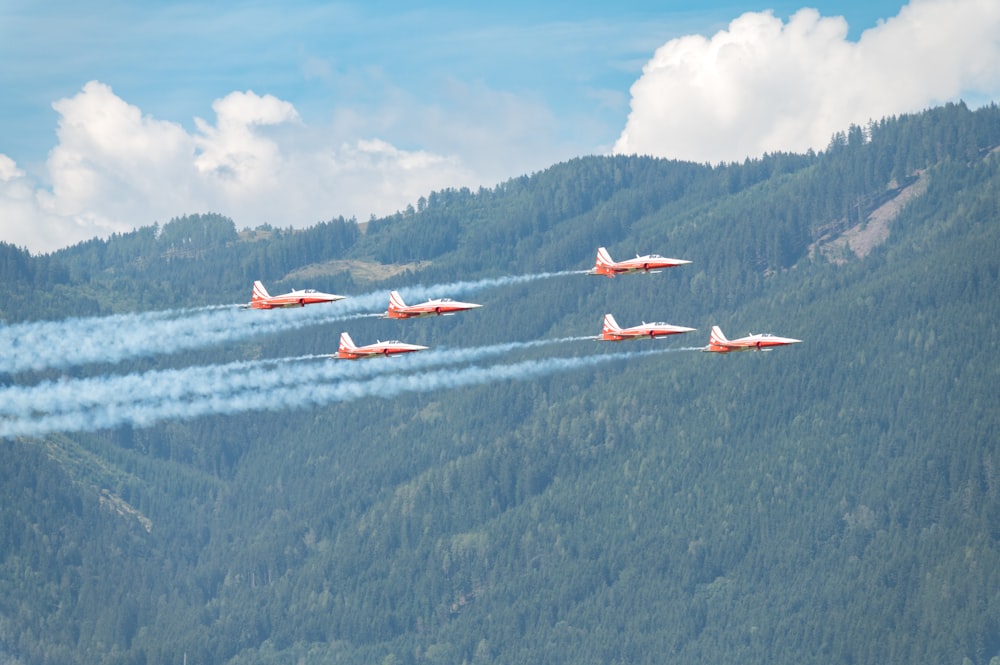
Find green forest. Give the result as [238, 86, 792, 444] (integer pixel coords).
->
[1, 101, 998, 664]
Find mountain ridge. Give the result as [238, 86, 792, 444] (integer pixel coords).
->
[0, 101, 998, 664]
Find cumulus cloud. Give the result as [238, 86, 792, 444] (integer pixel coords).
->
[0, 155, 51, 251]
[614, 0, 1000, 163]
[193, 90, 300, 190]
[0, 82, 475, 254]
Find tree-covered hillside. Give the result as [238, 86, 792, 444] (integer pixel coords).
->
[1, 101, 998, 664]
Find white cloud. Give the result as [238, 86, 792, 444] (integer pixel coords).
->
[0, 155, 24, 181]
[0, 156, 66, 252]
[42, 81, 197, 222]
[0, 82, 477, 254]
[193, 91, 300, 192]
[614, 0, 1000, 163]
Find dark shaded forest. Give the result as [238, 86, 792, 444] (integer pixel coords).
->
[1, 101, 998, 664]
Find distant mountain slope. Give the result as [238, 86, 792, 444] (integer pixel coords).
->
[1, 101, 998, 664]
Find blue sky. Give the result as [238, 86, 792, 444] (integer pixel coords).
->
[2, 0, 998, 253]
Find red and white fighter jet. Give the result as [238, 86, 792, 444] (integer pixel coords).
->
[600, 314, 696, 341]
[384, 290, 482, 319]
[335, 332, 429, 359]
[248, 280, 345, 309]
[588, 246, 691, 277]
[704, 326, 802, 353]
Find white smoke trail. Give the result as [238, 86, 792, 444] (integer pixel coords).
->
[0, 271, 579, 374]
[0, 343, 687, 438]
[0, 337, 590, 419]
[0, 304, 353, 375]
[399, 269, 589, 300]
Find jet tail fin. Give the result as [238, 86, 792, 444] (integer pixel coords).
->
[339, 332, 356, 352]
[252, 280, 270, 302]
[389, 290, 406, 309]
[600, 313, 623, 340]
[707, 325, 732, 352]
[589, 246, 618, 277]
[595, 246, 613, 268]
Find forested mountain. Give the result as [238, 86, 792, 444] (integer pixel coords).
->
[1, 101, 998, 664]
